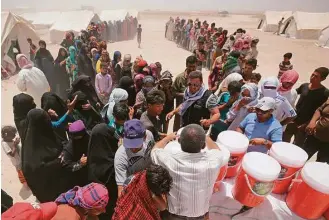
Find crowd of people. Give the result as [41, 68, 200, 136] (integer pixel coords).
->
[1, 17, 329, 220]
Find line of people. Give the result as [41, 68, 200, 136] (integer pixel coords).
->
[2, 23, 329, 220]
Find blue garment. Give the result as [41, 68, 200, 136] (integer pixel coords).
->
[51, 113, 69, 128]
[239, 113, 283, 153]
[107, 116, 123, 140]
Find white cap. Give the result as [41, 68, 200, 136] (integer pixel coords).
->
[255, 97, 276, 111]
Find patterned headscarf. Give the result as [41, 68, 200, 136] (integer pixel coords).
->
[55, 183, 109, 211]
[106, 88, 129, 119]
[16, 54, 33, 69]
[278, 70, 299, 92]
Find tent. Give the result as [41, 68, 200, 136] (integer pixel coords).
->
[99, 9, 128, 23]
[1, 12, 39, 73]
[280, 11, 329, 39]
[20, 11, 62, 29]
[49, 10, 100, 44]
[257, 11, 292, 32]
[317, 26, 329, 48]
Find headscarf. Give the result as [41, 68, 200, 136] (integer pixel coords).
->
[22, 109, 71, 202]
[261, 76, 280, 98]
[222, 55, 238, 74]
[149, 63, 157, 78]
[112, 51, 121, 67]
[232, 38, 244, 51]
[68, 46, 77, 64]
[87, 123, 118, 184]
[41, 92, 67, 119]
[180, 85, 207, 116]
[98, 41, 107, 53]
[240, 83, 259, 101]
[112, 171, 161, 220]
[16, 54, 33, 69]
[55, 48, 68, 63]
[106, 88, 129, 120]
[159, 71, 173, 82]
[13, 93, 36, 143]
[118, 76, 137, 106]
[278, 70, 299, 92]
[220, 72, 243, 90]
[55, 183, 108, 211]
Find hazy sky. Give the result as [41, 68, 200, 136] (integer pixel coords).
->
[3, 0, 329, 12]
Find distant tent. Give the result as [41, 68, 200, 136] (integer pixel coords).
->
[257, 11, 292, 32]
[280, 11, 329, 39]
[20, 11, 62, 30]
[99, 10, 129, 42]
[218, 11, 229, 17]
[49, 10, 100, 43]
[1, 12, 39, 74]
[317, 26, 329, 48]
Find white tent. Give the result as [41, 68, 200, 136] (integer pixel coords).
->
[49, 10, 100, 43]
[20, 11, 62, 29]
[1, 12, 39, 73]
[317, 26, 329, 48]
[280, 11, 329, 39]
[99, 9, 128, 22]
[257, 11, 292, 32]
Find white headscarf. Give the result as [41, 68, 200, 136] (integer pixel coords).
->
[106, 88, 129, 119]
[260, 77, 279, 98]
[219, 73, 243, 90]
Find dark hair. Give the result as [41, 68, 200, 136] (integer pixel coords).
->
[155, 62, 162, 69]
[251, 72, 262, 82]
[223, 30, 228, 35]
[186, 55, 197, 66]
[284, 53, 292, 59]
[100, 62, 108, 69]
[245, 58, 258, 69]
[188, 71, 203, 82]
[315, 67, 329, 79]
[230, 35, 235, 41]
[179, 124, 205, 153]
[211, 22, 216, 27]
[228, 81, 242, 94]
[146, 90, 165, 105]
[146, 164, 173, 196]
[38, 40, 46, 47]
[113, 103, 129, 121]
[139, 24, 141, 27]
[242, 29, 246, 34]
[1, 126, 17, 141]
[27, 38, 32, 42]
[237, 28, 243, 33]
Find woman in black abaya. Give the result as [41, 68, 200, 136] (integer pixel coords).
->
[22, 109, 74, 202]
[77, 44, 96, 85]
[13, 93, 36, 143]
[87, 123, 118, 219]
[54, 48, 70, 100]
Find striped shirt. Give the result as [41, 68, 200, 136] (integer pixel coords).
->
[151, 147, 223, 217]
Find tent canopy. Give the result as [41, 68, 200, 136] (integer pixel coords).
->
[257, 11, 292, 32]
[99, 9, 128, 22]
[49, 10, 100, 43]
[20, 11, 62, 29]
[317, 26, 329, 48]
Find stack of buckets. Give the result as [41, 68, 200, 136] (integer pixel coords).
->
[216, 131, 249, 178]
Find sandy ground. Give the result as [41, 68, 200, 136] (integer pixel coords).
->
[2, 13, 329, 203]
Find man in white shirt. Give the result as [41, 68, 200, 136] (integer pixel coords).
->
[151, 124, 223, 219]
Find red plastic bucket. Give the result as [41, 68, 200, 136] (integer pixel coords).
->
[216, 131, 249, 178]
[269, 142, 308, 194]
[324, 208, 329, 220]
[286, 162, 329, 219]
[232, 152, 281, 207]
[213, 146, 230, 193]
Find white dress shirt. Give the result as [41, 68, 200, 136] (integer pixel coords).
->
[151, 147, 223, 217]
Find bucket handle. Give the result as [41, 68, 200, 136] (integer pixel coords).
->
[276, 170, 299, 181]
[287, 178, 303, 192]
[244, 174, 274, 197]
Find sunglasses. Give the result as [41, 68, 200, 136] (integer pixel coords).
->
[188, 83, 201, 87]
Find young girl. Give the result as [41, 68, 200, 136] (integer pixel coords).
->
[1, 126, 26, 184]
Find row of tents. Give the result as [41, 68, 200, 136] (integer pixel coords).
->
[1, 10, 139, 73]
[257, 11, 329, 48]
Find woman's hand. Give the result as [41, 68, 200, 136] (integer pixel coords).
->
[249, 138, 266, 146]
[306, 121, 317, 135]
[166, 111, 175, 121]
[67, 95, 78, 113]
[48, 109, 58, 118]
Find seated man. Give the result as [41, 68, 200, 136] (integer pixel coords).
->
[112, 164, 173, 220]
[237, 97, 283, 153]
[114, 119, 154, 197]
[151, 124, 223, 219]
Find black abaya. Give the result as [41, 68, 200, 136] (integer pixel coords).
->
[35, 48, 56, 91]
[87, 123, 118, 219]
[77, 44, 96, 85]
[13, 93, 36, 143]
[41, 92, 70, 142]
[22, 109, 74, 202]
[54, 48, 70, 100]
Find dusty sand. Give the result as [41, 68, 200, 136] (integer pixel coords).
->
[2, 13, 329, 203]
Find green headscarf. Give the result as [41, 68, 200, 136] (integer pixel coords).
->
[222, 56, 238, 74]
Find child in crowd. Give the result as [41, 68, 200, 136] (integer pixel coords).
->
[278, 52, 293, 78]
[95, 62, 112, 105]
[251, 72, 262, 84]
[1, 126, 26, 184]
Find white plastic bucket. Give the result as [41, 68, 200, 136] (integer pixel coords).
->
[269, 142, 308, 194]
[232, 152, 281, 207]
[216, 130, 249, 178]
